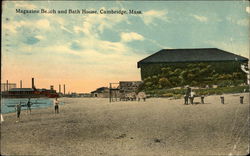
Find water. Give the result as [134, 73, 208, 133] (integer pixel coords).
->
[1, 98, 54, 114]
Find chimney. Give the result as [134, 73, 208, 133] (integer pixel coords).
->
[59, 84, 61, 93]
[20, 80, 22, 88]
[6, 80, 9, 91]
[63, 84, 65, 95]
[50, 85, 54, 90]
[32, 78, 35, 89]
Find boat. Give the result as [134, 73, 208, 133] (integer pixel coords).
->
[1, 88, 59, 98]
[2, 78, 59, 98]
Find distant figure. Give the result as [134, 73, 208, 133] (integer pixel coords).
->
[220, 96, 224, 104]
[240, 96, 244, 104]
[137, 92, 147, 102]
[1, 114, 3, 122]
[54, 98, 59, 114]
[125, 92, 136, 101]
[184, 95, 189, 105]
[27, 98, 32, 114]
[201, 95, 205, 104]
[185, 87, 191, 104]
[16, 102, 22, 122]
[189, 91, 195, 104]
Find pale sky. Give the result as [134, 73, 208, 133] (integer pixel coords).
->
[2, 1, 249, 93]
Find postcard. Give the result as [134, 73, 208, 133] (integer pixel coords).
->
[1, 1, 249, 156]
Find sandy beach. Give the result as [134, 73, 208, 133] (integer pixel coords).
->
[1, 93, 249, 156]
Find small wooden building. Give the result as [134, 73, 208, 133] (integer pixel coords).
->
[91, 87, 109, 98]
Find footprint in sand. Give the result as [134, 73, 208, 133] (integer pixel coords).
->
[115, 133, 126, 139]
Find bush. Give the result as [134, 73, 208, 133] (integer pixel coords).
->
[162, 93, 174, 97]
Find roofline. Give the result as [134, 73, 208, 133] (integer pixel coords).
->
[137, 59, 249, 68]
[137, 48, 249, 68]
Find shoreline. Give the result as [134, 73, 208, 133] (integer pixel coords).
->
[1, 92, 248, 115]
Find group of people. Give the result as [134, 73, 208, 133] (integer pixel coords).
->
[184, 87, 205, 105]
[120, 92, 147, 101]
[15, 98, 60, 122]
[184, 87, 195, 105]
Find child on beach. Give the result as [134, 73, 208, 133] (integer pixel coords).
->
[54, 98, 59, 114]
[27, 98, 32, 114]
[15, 102, 22, 122]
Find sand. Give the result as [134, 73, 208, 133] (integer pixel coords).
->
[1, 93, 249, 156]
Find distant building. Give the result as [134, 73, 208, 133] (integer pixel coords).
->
[119, 81, 142, 93]
[79, 93, 91, 97]
[1, 83, 16, 92]
[2, 78, 59, 98]
[137, 48, 249, 80]
[7, 88, 35, 95]
[91, 87, 109, 98]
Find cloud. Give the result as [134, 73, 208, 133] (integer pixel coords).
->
[227, 16, 248, 27]
[36, 19, 51, 29]
[61, 25, 73, 33]
[236, 18, 248, 27]
[25, 36, 40, 45]
[70, 40, 83, 51]
[14, 2, 37, 9]
[73, 8, 128, 36]
[191, 14, 208, 22]
[147, 38, 171, 49]
[35, 35, 45, 40]
[74, 21, 93, 36]
[3, 19, 51, 33]
[120, 32, 144, 42]
[140, 10, 168, 25]
[206, 40, 249, 58]
[2, 21, 26, 33]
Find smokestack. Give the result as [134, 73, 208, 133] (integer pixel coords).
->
[59, 84, 61, 93]
[20, 80, 22, 88]
[63, 84, 65, 95]
[50, 85, 54, 90]
[6, 80, 9, 91]
[32, 78, 35, 89]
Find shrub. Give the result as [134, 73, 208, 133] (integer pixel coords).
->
[162, 93, 174, 97]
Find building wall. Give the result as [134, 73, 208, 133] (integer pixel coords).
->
[97, 93, 109, 98]
[119, 81, 142, 93]
[92, 92, 109, 98]
[140, 61, 248, 80]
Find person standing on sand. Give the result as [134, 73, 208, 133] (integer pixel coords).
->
[189, 91, 195, 104]
[15, 102, 22, 122]
[184, 86, 191, 104]
[54, 98, 59, 114]
[1, 114, 4, 123]
[27, 98, 32, 114]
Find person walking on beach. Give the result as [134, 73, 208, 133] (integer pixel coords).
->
[54, 98, 59, 114]
[16, 102, 22, 122]
[27, 98, 32, 114]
